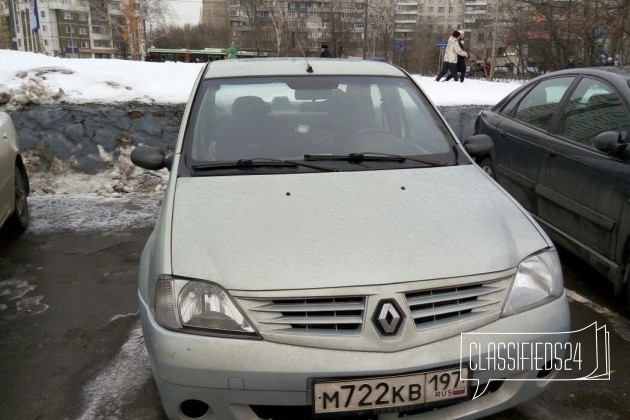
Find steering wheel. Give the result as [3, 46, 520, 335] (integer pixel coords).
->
[342, 128, 415, 155]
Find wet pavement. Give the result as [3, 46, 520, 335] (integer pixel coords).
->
[0, 198, 629, 420]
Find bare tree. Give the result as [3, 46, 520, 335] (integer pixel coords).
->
[237, 0, 276, 54]
[325, 1, 362, 57]
[262, 0, 290, 56]
[90, 0, 173, 59]
[516, 0, 629, 68]
[369, 0, 396, 61]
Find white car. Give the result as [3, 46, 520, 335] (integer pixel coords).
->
[0, 111, 29, 235]
[132, 58, 570, 420]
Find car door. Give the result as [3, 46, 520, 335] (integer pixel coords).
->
[0, 113, 15, 223]
[493, 76, 576, 213]
[537, 76, 630, 261]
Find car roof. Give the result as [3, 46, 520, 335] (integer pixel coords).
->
[203, 57, 407, 79]
[533, 66, 630, 81]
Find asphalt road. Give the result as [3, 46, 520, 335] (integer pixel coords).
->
[0, 196, 629, 420]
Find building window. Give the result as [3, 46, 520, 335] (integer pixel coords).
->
[65, 26, 74, 34]
[64, 12, 72, 20]
[94, 39, 111, 48]
[81, 41, 89, 48]
[79, 27, 87, 35]
[41, 10, 45, 18]
[79, 13, 87, 21]
[42, 25, 46, 31]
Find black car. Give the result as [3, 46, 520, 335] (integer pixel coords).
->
[473, 67, 630, 306]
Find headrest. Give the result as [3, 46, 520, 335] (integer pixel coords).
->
[232, 96, 268, 118]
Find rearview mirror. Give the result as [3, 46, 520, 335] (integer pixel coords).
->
[463, 134, 493, 157]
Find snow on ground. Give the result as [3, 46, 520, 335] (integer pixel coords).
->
[0, 50, 202, 107]
[0, 49, 523, 108]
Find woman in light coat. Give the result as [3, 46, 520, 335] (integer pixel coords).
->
[435, 31, 468, 82]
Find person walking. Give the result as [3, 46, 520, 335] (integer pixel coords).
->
[435, 31, 468, 82]
[444, 33, 468, 82]
[320, 44, 332, 58]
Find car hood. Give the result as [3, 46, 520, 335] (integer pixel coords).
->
[170, 166, 548, 290]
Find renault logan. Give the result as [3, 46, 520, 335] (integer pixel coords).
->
[132, 58, 570, 420]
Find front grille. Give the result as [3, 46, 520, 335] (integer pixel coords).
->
[406, 282, 506, 329]
[234, 274, 512, 350]
[249, 297, 365, 335]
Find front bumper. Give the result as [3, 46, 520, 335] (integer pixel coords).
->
[140, 292, 570, 420]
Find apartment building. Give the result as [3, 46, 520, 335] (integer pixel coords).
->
[204, 1, 370, 55]
[3, 0, 145, 58]
[202, 1, 494, 57]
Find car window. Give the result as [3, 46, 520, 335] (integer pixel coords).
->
[187, 76, 454, 163]
[500, 88, 528, 116]
[556, 77, 630, 146]
[512, 77, 574, 130]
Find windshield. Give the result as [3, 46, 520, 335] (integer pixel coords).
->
[183, 75, 460, 172]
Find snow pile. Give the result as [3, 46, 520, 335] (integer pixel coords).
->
[0, 49, 203, 109]
[0, 68, 67, 108]
[24, 141, 169, 197]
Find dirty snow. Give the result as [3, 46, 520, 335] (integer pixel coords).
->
[77, 322, 152, 420]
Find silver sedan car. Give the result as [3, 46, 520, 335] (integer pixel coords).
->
[0, 111, 29, 235]
[132, 58, 570, 420]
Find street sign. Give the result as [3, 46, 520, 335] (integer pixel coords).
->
[395, 39, 404, 52]
[435, 40, 447, 47]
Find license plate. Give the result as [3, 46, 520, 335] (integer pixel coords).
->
[313, 367, 468, 414]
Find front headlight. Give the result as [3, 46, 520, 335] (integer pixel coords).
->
[154, 276, 259, 338]
[502, 249, 564, 316]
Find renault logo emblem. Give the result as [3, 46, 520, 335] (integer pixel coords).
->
[372, 299, 404, 336]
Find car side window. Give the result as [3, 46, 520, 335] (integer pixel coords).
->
[556, 78, 630, 146]
[512, 77, 575, 130]
[499, 88, 528, 116]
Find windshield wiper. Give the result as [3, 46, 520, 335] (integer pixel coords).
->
[191, 158, 335, 172]
[304, 152, 448, 166]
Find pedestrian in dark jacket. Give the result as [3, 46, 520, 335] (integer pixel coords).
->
[320, 44, 332, 58]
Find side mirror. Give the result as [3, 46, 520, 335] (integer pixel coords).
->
[463, 134, 493, 157]
[594, 131, 627, 156]
[130, 146, 172, 171]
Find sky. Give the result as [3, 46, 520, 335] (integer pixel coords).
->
[167, 0, 203, 25]
[0, 50, 524, 107]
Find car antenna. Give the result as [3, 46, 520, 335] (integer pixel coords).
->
[292, 32, 313, 73]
